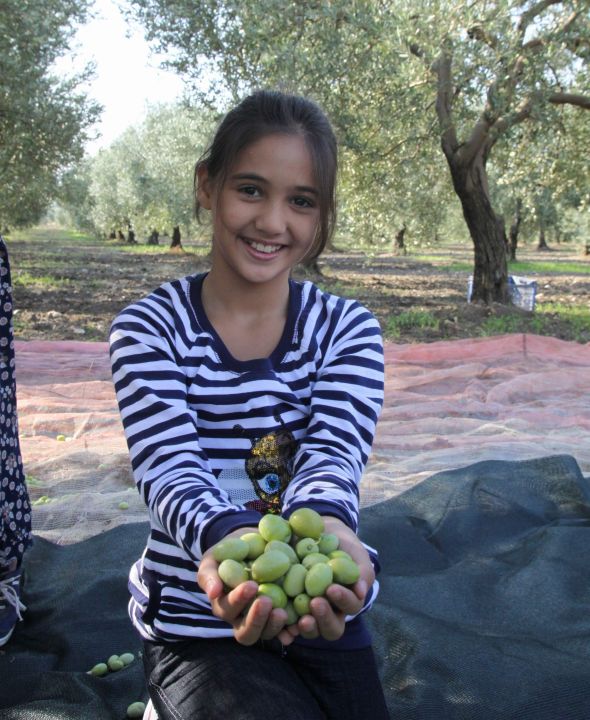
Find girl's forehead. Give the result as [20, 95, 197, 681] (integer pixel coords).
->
[231, 133, 316, 185]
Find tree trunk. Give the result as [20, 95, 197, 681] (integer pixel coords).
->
[170, 225, 183, 250]
[537, 220, 550, 251]
[393, 224, 407, 255]
[445, 151, 509, 304]
[508, 198, 522, 262]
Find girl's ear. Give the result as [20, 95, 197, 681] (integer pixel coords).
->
[196, 164, 213, 210]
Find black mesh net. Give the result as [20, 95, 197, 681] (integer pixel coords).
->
[1, 454, 589, 719]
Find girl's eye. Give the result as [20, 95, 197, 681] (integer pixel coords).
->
[292, 196, 315, 209]
[238, 185, 261, 197]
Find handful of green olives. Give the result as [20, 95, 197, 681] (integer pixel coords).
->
[211, 507, 361, 622]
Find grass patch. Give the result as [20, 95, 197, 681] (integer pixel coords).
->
[12, 271, 71, 288]
[509, 260, 590, 275]
[537, 302, 590, 337]
[9, 226, 95, 245]
[479, 302, 590, 342]
[385, 310, 440, 339]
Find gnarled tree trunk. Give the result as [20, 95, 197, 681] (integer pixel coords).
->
[444, 149, 509, 304]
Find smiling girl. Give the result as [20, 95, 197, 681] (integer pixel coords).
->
[110, 90, 389, 719]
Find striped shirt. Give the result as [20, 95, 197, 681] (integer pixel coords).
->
[110, 273, 384, 647]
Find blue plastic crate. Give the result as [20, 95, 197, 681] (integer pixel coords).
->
[467, 275, 537, 311]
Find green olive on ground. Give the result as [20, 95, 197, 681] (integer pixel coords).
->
[305, 563, 333, 597]
[251, 550, 291, 583]
[240, 532, 266, 559]
[293, 593, 311, 616]
[328, 557, 361, 585]
[294, 537, 319, 559]
[119, 652, 135, 666]
[257, 583, 288, 609]
[318, 532, 339, 555]
[126, 702, 147, 718]
[218, 558, 249, 589]
[282, 563, 308, 598]
[301, 552, 330, 569]
[89, 662, 108, 677]
[265, 539, 298, 565]
[107, 656, 124, 672]
[288, 508, 324, 540]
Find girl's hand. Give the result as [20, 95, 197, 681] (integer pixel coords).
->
[197, 527, 294, 646]
[297, 516, 375, 642]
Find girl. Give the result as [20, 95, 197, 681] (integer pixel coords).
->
[110, 90, 389, 719]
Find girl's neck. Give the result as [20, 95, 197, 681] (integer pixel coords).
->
[202, 267, 290, 320]
[200, 269, 292, 361]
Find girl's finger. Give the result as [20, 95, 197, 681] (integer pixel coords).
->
[233, 596, 274, 646]
[309, 596, 346, 642]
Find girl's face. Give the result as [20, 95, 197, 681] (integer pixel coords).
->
[197, 133, 320, 289]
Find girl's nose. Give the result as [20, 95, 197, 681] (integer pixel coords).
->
[254, 201, 286, 235]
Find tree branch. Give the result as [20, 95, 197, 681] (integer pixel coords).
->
[433, 48, 459, 156]
[549, 92, 590, 109]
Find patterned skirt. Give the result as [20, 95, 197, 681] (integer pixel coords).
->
[0, 236, 32, 574]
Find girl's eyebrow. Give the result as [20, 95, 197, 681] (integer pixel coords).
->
[231, 172, 319, 195]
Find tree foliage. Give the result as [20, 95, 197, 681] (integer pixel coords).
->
[67, 103, 217, 240]
[0, 0, 101, 228]
[126, 0, 589, 300]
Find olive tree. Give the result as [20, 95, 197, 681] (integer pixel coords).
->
[0, 0, 101, 228]
[127, 0, 589, 302]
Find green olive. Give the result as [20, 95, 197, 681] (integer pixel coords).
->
[288, 508, 324, 540]
[328, 557, 360, 585]
[294, 537, 319, 559]
[126, 702, 147, 718]
[305, 563, 333, 597]
[282, 563, 308, 598]
[328, 549, 353, 561]
[89, 662, 108, 677]
[293, 593, 311, 616]
[218, 558, 249, 589]
[212, 537, 250, 562]
[265, 539, 298, 565]
[107, 656, 124, 672]
[240, 532, 266, 559]
[251, 549, 291, 583]
[257, 583, 288, 609]
[318, 532, 339, 555]
[119, 652, 135, 666]
[285, 600, 299, 625]
[301, 552, 330, 569]
[258, 514, 291, 543]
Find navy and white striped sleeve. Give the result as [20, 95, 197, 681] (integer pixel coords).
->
[109, 291, 259, 562]
[282, 299, 384, 533]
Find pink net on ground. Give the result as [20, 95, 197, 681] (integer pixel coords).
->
[15, 334, 590, 544]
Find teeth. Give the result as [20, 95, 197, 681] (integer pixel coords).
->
[248, 240, 281, 254]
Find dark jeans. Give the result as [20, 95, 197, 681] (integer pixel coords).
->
[143, 636, 391, 720]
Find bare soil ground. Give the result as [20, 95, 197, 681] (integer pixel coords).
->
[8, 229, 590, 344]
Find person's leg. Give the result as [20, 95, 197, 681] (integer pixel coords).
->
[284, 643, 391, 720]
[143, 638, 326, 720]
[0, 236, 32, 647]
